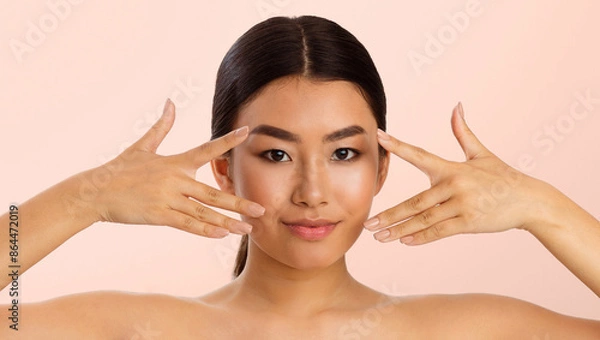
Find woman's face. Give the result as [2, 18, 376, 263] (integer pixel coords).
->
[215, 75, 388, 270]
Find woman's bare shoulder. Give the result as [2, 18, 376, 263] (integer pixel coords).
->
[384, 293, 600, 339]
[1, 290, 214, 340]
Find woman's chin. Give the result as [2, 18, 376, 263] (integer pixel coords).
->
[250, 235, 353, 272]
[279, 251, 345, 272]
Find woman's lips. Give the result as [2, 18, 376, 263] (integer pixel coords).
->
[283, 219, 338, 241]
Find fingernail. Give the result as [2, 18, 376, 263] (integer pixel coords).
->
[377, 129, 390, 141]
[233, 221, 253, 234]
[164, 98, 172, 112]
[457, 102, 465, 120]
[248, 203, 265, 217]
[234, 126, 249, 138]
[363, 218, 379, 230]
[212, 227, 230, 238]
[400, 235, 414, 244]
[374, 229, 391, 242]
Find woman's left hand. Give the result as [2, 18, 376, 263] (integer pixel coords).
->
[364, 102, 552, 245]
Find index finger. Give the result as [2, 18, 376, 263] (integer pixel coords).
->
[184, 126, 249, 167]
[377, 129, 446, 176]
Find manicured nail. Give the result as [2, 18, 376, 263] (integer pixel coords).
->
[233, 221, 253, 234]
[212, 227, 230, 238]
[363, 218, 379, 230]
[247, 203, 265, 217]
[457, 102, 465, 120]
[374, 229, 390, 242]
[234, 126, 249, 138]
[400, 235, 414, 244]
[377, 129, 390, 141]
[164, 98, 172, 112]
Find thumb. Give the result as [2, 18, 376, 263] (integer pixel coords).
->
[132, 98, 176, 153]
[451, 102, 490, 160]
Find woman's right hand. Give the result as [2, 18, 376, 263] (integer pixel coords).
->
[89, 98, 264, 238]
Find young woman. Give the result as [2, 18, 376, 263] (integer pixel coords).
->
[1, 15, 599, 339]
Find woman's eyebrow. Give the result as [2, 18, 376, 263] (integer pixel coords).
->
[249, 124, 366, 143]
[323, 125, 366, 142]
[250, 125, 300, 142]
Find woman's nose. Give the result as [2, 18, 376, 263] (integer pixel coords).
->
[291, 161, 329, 208]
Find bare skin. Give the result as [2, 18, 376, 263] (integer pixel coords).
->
[1, 78, 600, 339]
[10, 284, 599, 339]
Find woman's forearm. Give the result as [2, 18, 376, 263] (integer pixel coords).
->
[0, 168, 101, 290]
[525, 180, 600, 297]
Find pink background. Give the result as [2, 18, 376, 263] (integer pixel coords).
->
[1, 1, 599, 320]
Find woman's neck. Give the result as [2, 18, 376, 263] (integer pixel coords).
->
[230, 241, 361, 317]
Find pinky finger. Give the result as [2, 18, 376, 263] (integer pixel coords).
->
[400, 217, 463, 245]
[161, 210, 230, 238]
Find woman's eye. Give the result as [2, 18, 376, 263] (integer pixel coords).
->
[263, 149, 291, 162]
[331, 148, 358, 161]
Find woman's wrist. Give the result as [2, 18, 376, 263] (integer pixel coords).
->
[60, 167, 107, 227]
[518, 177, 598, 242]
[518, 178, 572, 237]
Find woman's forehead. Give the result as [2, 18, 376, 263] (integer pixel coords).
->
[235, 76, 376, 129]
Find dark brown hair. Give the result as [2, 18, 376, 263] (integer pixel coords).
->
[210, 15, 386, 278]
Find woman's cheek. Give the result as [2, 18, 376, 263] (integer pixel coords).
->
[331, 163, 378, 215]
[234, 161, 289, 226]
[238, 162, 282, 200]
